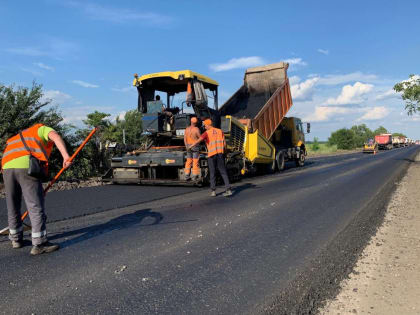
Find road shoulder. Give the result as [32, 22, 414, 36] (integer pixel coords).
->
[320, 153, 420, 315]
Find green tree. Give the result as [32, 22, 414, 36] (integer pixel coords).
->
[374, 126, 388, 135]
[394, 74, 420, 115]
[328, 128, 356, 150]
[75, 111, 112, 175]
[311, 137, 320, 151]
[0, 82, 65, 150]
[350, 124, 374, 147]
[0, 82, 77, 176]
[114, 110, 143, 145]
[392, 132, 407, 138]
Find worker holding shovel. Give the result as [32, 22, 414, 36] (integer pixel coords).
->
[1, 124, 72, 255]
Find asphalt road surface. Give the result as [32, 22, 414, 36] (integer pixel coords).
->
[0, 146, 418, 314]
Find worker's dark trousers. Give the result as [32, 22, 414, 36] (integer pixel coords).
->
[208, 153, 230, 191]
[3, 169, 47, 245]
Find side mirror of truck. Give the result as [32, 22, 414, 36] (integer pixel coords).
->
[306, 123, 311, 134]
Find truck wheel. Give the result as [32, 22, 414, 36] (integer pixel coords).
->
[266, 159, 276, 174]
[276, 151, 285, 171]
[295, 152, 305, 167]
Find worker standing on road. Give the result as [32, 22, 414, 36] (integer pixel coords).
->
[1, 124, 72, 255]
[189, 119, 232, 197]
[184, 117, 201, 181]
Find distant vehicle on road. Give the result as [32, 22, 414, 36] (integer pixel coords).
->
[375, 133, 393, 150]
[363, 139, 378, 154]
[392, 136, 404, 148]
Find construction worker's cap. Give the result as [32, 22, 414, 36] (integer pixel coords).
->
[191, 117, 198, 124]
[203, 119, 212, 126]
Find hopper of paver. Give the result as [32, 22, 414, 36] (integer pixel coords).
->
[219, 62, 293, 141]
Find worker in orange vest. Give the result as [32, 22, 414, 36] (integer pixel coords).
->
[189, 119, 232, 197]
[1, 124, 72, 255]
[184, 117, 201, 180]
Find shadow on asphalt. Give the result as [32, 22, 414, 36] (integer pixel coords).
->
[231, 183, 258, 196]
[49, 208, 164, 249]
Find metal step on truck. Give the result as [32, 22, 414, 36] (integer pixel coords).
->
[102, 62, 310, 185]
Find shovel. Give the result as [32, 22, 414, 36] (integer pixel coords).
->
[0, 127, 98, 235]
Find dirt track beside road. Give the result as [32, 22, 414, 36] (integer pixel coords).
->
[320, 153, 420, 315]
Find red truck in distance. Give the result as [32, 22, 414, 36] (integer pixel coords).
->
[375, 133, 393, 150]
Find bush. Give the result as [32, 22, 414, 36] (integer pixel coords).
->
[328, 128, 356, 150]
[311, 137, 320, 151]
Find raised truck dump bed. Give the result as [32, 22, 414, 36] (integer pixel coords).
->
[219, 62, 293, 140]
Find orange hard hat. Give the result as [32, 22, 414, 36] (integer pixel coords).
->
[191, 117, 198, 124]
[203, 119, 212, 126]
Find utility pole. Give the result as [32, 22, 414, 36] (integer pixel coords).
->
[123, 129, 126, 144]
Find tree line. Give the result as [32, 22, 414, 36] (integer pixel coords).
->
[325, 125, 406, 150]
[0, 83, 143, 179]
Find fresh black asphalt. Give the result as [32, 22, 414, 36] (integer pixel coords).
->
[0, 146, 418, 314]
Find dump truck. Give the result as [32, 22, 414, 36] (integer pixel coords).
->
[103, 62, 309, 185]
[375, 134, 393, 150]
[219, 63, 309, 171]
[392, 136, 404, 148]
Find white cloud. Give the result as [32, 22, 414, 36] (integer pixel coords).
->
[317, 48, 329, 55]
[210, 56, 307, 72]
[116, 111, 127, 121]
[375, 89, 401, 100]
[291, 77, 319, 101]
[5, 38, 79, 60]
[305, 106, 359, 122]
[325, 82, 374, 105]
[20, 67, 43, 76]
[42, 90, 71, 105]
[61, 105, 114, 126]
[34, 62, 54, 72]
[284, 58, 307, 71]
[67, 1, 173, 25]
[289, 75, 301, 85]
[72, 80, 100, 88]
[358, 106, 389, 121]
[317, 72, 378, 85]
[6, 48, 46, 57]
[284, 58, 307, 66]
[112, 86, 133, 93]
[210, 56, 266, 72]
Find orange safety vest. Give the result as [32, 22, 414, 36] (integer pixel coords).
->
[206, 127, 225, 157]
[1, 124, 53, 169]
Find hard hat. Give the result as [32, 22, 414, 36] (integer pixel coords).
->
[191, 117, 198, 124]
[203, 119, 212, 126]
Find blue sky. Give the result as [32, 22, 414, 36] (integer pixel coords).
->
[1, 0, 419, 140]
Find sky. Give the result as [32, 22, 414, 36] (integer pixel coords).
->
[1, 0, 419, 140]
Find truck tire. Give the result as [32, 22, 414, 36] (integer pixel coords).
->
[276, 151, 285, 171]
[295, 152, 305, 167]
[266, 159, 276, 174]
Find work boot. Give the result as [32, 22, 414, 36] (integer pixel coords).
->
[11, 240, 23, 249]
[223, 189, 233, 197]
[30, 242, 60, 256]
[210, 190, 216, 197]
